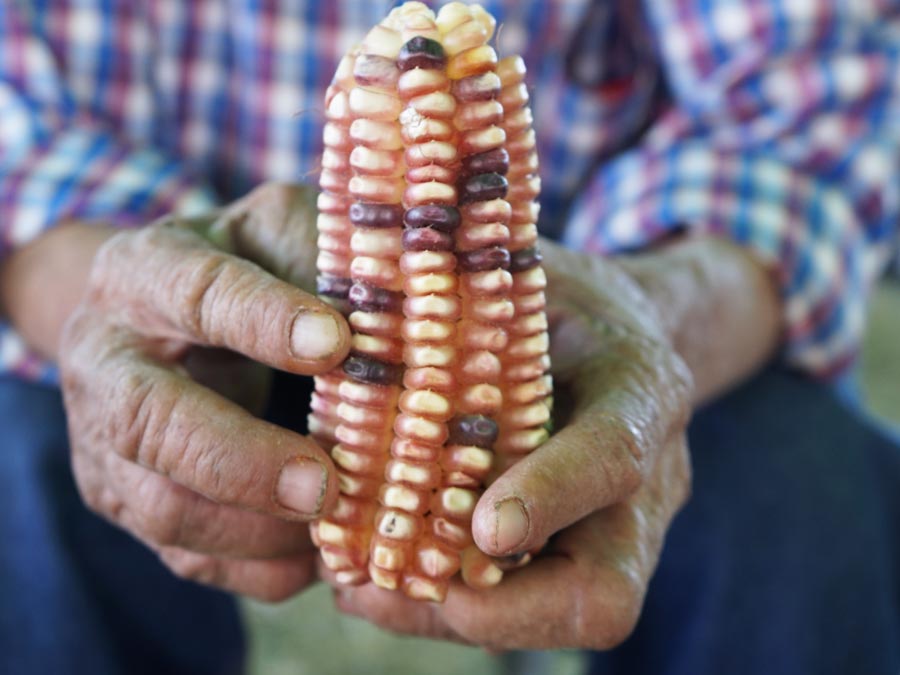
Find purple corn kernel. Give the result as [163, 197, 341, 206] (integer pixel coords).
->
[508, 246, 543, 273]
[398, 36, 446, 72]
[316, 275, 352, 299]
[343, 355, 403, 386]
[401, 227, 455, 252]
[451, 73, 501, 101]
[403, 205, 461, 232]
[461, 148, 509, 177]
[349, 282, 404, 312]
[448, 415, 499, 448]
[459, 173, 508, 205]
[353, 54, 400, 88]
[349, 203, 405, 229]
[456, 246, 511, 272]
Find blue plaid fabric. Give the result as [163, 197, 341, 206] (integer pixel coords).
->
[2, 0, 899, 380]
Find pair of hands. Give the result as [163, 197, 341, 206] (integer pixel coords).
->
[58, 183, 694, 650]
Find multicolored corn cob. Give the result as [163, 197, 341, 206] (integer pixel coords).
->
[309, 1, 552, 603]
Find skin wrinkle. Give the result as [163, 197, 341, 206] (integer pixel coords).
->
[335, 233, 736, 647]
[14, 167, 777, 633]
[108, 453, 314, 558]
[621, 236, 780, 404]
[141, 472, 196, 549]
[116, 366, 164, 467]
[237, 186, 321, 292]
[192, 255, 241, 346]
[182, 406, 265, 510]
[178, 414, 224, 496]
[29, 183, 346, 601]
[236, 265, 289, 354]
[162, 548, 220, 586]
[593, 412, 648, 493]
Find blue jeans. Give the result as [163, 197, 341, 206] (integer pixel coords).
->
[589, 369, 900, 675]
[0, 377, 244, 675]
[2, 369, 898, 674]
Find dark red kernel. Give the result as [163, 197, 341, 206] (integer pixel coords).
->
[348, 282, 404, 312]
[403, 205, 461, 232]
[401, 228, 455, 252]
[316, 275, 352, 299]
[343, 356, 403, 386]
[349, 203, 405, 229]
[353, 54, 400, 87]
[451, 73, 501, 101]
[461, 148, 509, 177]
[448, 415, 499, 448]
[508, 247, 543, 273]
[459, 173, 508, 205]
[398, 36, 446, 72]
[456, 247, 511, 272]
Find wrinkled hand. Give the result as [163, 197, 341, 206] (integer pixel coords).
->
[60, 184, 350, 601]
[327, 240, 694, 650]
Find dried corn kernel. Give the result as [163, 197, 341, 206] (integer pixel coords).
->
[309, 2, 551, 602]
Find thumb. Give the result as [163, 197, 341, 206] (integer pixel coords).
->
[209, 183, 322, 292]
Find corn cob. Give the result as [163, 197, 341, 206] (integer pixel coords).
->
[309, 1, 552, 602]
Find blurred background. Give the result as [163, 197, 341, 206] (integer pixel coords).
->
[243, 280, 900, 675]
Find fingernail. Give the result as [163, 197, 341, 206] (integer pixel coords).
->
[276, 458, 327, 515]
[494, 498, 529, 554]
[291, 311, 341, 360]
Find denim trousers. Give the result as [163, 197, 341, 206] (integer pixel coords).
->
[2, 368, 898, 675]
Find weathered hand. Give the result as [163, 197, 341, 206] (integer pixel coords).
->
[59, 184, 352, 602]
[325, 239, 694, 649]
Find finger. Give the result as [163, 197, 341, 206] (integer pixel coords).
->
[322, 514, 644, 649]
[157, 547, 317, 603]
[442, 439, 691, 650]
[473, 345, 690, 556]
[88, 223, 349, 374]
[181, 347, 273, 417]
[105, 453, 316, 558]
[442, 535, 639, 649]
[63, 319, 339, 521]
[210, 183, 321, 292]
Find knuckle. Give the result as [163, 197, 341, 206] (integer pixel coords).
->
[178, 429, 261, 507]
[134, 480, 190, 548]
[605, 568, 644, 646]
[76, 481, 105, 515]
[603, 608, 641, 649]
[599, 413, 649, 490]
[78, 480, 125, 524]
[115, 370, 168, 466]
[241, 183, 300, 231]
[667, 354, 695, 429]
[83, 231, 132, 303]
[162, 550, 219, 585]
[181, 253, 233, 339]
[100, 487, 126, 522]
[57, 309, 92, 372]
[58, 310, 117, 392]
[251, 182, 301, 210]
[69, 446, 127, 524]
[576, 567, 643, 649]
[253, 577, 306, 604]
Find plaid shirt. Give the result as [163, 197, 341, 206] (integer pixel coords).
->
[2, 0, 898, 381]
